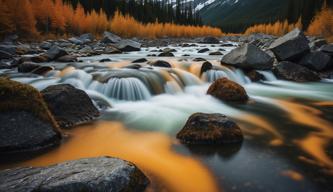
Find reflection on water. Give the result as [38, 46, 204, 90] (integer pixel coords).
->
[18, 121, 219, 192]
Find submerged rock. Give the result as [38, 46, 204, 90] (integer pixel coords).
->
[207, 77, 249, 102]
[0, 157, 149, 192]
[273, 61, 320, 82]
[269, 28, 310, 61]
[177, 113, 243, 144]
[158, 52, 174, 57]
[221, 43, 273, 70]
[245, 70, 265, 82]
[41, 84, 100, 129]
[299, 51, 332, 71]
[150, 60, 172, 68]
[0, 78, 60, 154]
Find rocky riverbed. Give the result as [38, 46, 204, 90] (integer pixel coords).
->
[1, 29, 333, 192]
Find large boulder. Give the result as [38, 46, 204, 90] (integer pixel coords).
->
[221, 43, 274, 70]
[200, 37, 220, 44]
[0, 78, 61, 154]
[299, 51, 332, 71]
[207, 77, 249, 102]
[102, 31, 122, 44]
[320, 44, 333, 56]
[273, 61, 320, 82]
[46, 46, 68, 61]
[177, 113, 243, 144]
[115, 39, 141, 52]
[269, 28, 310, 61]
[41, 84, 100, 129]
[0, 157, 149, 192]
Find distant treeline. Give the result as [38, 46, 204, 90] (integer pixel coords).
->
[63, 0, 202, 25]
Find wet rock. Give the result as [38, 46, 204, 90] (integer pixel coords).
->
[0, 157, 149, 192]
[200, 37, 220, 44]
[56, 55, 78, 62]
[177, 113, 243, 144]
[0, 78, 60, 154]
[150, 60, 172, 68]
[158, 52, 174, 57]
[41, 84, 100, 129]
[193, 57, 207, 62]
[245, 70, 264, 82]
[46, 46, 68, 61]
[221, 43, 234, 47]
[116, 39, 141, 52]
[162, 48, 177, 53]
[30, 55, 49, 63]
[207, 77, 249, 102]
[273, 61, 320, 82]
[309, 38, 327, 50]
[0, 50, 13, 59]
[102, 31, 122, 44]
[123, 64, 142, 69]
[320, 44, 333, 56]
[100, 58, 112, 62]
[269, 28, 310, 61]
[299, 51, 332, 71]
[0, 62, 11, 69]
[17, 62, 40, 73]
[200, 61, 213, 75]
[31, 66, 54, 75]
[68, 37, 83, 45]
[198, 48, 210, 53]
[209, 51, 223, 55]
[39, 41, 52, 50]
[0, 44, 17, 55]
[221, 43, 274, 70]
[132, 58, 148, 63]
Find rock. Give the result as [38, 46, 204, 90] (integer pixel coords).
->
[31, 66, 54, 75]
[200, 37, 220, 44]
[161, 48, 177, 53]
[176, 113, 243, 144]
[221, 43, 274, 70]
[17, 62, 40, 73]
[299, 51, 332, 71]
[0, 62, 11, 69]
[116, 40, 141, 52]
[269, 28, 310, 61]
[100, 58, 112, 62]
[193, 57, 207, 62]
[158, 52, 174, 57]
[309, 38, 327, 50]
[0, 157, 149, 192]
[79, 46, 93, 54]
[320, 44, 333, 56]
[150, 60, 172, 68]
[207, 77, 249, 102]
[209, 51, 223, 55]
[132, 58, 148, 63]
[41, 84, 100, 129]
[245, 70, 264, 82]
[30, 55, 49, 63]
[221, 43, 234, 47]
[0, 50, 13, 59]
[68, 37, 83, 45]
[102, 31, 122, 44]
[0, 44, 17, 55]
[273, 61, 320, 82]
[78, 33, 94, 43]
[56, 55, 78, 62]
[0, 78, 60, 154]
[123, 64, 142, 69]
[198, 48, 210, 53]
[40, 41, 52, 50]
[46, 46, 68, 61]
[200, 61, 213, 75]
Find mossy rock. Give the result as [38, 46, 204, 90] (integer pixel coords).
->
[0, 78, 61, 154]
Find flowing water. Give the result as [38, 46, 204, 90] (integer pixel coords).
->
[1, 42, 333, 192]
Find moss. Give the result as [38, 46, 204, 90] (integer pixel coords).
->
[0, 78, 60, 132]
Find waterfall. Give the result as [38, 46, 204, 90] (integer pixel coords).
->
[257, 70, 277, 81]
[202, 67, 251, 84]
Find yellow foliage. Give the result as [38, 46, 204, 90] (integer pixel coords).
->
[307, 4, 333, 42]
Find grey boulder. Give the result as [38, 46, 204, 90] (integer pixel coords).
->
[273, 61, 320, 82]
[115, 39, 141, 52]
[299, 51, 332, 71]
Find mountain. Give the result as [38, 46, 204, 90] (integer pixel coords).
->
[158, 0, 329, 33]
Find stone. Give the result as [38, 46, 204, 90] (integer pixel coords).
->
[158, 52, 174, 57]
[299, 51, 332, 71]
[100, 58, 112, 62]
[68, 37, 83, 45]
[150, 60, 172, 68]
[0, 157, 149, 192]
[41, 84, 100, 129]
[221, 43, 274, 70]
[193, 58, 207, 62]
[269, 28, 310, 61]
[245, 70, 265, 82]
[0, 78, 60, 154]
[132, 58, 148, 63]
[115, 40, 141, 52]
[198, 48, 210, 53]
[0, 50, 13, 59]
[273, 61, 320, 82]
[40, 41, 52, 50]
[209, 51, 223, 55]
[56, 55, 78, 62]
[207, 77, 249, 102]
[320, 44, 333, 56]
[177, 113, 243, 144]
[17, 62, 40, 73]
[30, 55, 49, 63]
[309, 38, 327, 50]
[46, 46, 68, 61]
[200, 61, 213, 75]
[102, 31, 122, 44]
[200, 37, 220, 44]
[78, 33, 94, 43]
